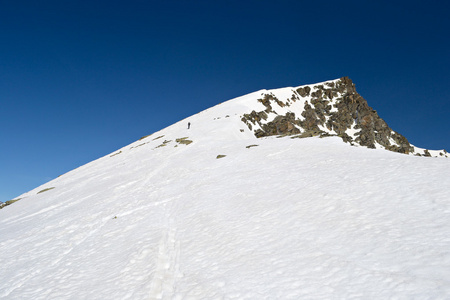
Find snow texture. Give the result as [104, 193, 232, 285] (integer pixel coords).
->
[1, 81, 450, 299]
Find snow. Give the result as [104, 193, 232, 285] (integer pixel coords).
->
[1, 82, 450, 299]
[345, 123, 360, 139]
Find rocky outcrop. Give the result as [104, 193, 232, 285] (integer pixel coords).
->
[255, 113, 301, 137]
[241, 77, 421, 155]
[0, 199, 21, 209]
[241, 110, 268, 131]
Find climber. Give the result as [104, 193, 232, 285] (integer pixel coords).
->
[188, 122, 191, 129]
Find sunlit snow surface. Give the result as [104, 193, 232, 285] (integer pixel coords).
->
[1, 87, 450, 299]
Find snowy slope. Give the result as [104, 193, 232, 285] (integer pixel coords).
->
[1, 80, 450, 299]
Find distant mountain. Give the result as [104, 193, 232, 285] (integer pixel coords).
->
[1, 78, 450, 299]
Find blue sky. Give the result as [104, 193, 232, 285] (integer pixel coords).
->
[1, 0, 449, 201]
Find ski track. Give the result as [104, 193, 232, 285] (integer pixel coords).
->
[148, 215, 183, 299]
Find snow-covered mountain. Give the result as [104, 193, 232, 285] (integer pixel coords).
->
[1, 78, 450, 299]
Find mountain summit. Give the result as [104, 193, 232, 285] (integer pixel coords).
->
[1, 78, 450, 299]
[239, 77, 446, 157]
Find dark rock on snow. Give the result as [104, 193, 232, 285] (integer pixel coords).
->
[242, 77, 421, 155]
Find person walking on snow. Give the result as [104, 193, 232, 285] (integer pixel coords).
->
[187, 122, 191, 129]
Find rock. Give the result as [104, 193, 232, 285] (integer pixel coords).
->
[241, 76, 418, 155]
[176, 137, 193, 145]
[241, 110, 269, 131]
[37, 187, 55, 194]
[296, 86, 311, 97]
[255, 112, 301, 137]
[0, 198, 21, 209]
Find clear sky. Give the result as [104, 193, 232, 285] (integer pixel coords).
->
[1, 0, 449, 202]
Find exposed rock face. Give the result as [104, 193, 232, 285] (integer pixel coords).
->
[241, 77, 443, 156]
